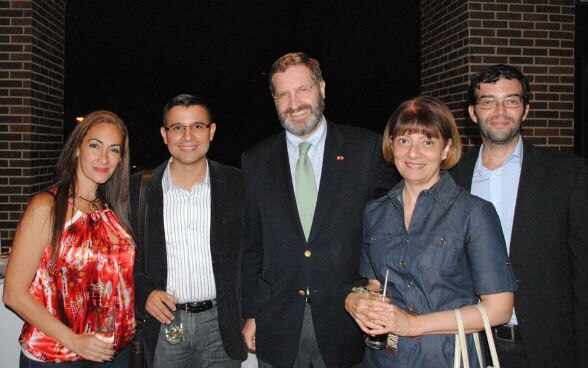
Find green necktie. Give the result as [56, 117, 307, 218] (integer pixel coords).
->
[295, 142, 317, 240]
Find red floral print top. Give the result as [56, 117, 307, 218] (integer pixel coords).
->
[20, 206, 135, 362]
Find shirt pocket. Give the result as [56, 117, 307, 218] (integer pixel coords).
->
[364, 232, 406, 275]
[415, 231, 466, 276]
[367, 233, 403, 254]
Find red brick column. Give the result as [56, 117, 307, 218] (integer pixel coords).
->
[421, 0, 575, 149]
[0, 0, 65, 247]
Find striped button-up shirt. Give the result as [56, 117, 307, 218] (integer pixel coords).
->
[162, 159, 216, 303]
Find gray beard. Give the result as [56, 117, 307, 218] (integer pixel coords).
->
[279, 99, 325, 137]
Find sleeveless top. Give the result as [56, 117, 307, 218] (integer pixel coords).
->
[20, 204, 136, 362]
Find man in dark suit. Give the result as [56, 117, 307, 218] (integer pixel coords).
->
[451, 64, 588, 368]
[130, 94, 247, 367]
[241, 52, 398, 368]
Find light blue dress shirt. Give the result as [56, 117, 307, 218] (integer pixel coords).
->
[285, 116, 327, 192]
[471, 136, 523, 325]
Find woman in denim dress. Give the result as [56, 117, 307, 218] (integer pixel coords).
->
[345, 96, 517, 367]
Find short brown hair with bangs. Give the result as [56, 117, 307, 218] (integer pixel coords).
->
[382, 96, 462, 169]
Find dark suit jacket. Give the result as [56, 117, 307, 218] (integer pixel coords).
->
[130, 159, 247, 367]
[450, 143, 588, 368]
[241, 122, 398, 368]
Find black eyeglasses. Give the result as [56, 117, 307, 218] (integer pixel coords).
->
[164, 122, 212, 135]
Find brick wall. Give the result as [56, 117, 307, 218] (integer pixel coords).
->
[421, 0, 575, 149]
[0, 0, 66, 247]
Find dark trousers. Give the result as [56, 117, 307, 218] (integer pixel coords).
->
[494, 339, 531, 368]
[258, 304, 327, 368]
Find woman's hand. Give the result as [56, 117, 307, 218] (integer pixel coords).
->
[67, 333, 115, 362]
[364, 303, 419, 337]
[346, 279, 414, 336]
[346, 282, 420, 337]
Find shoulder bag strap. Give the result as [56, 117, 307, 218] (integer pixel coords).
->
[138, 170, 152, 270]
[454, 308, 470, 368]
[476, 304, 500, 368]
[454, 305, 501, 368]
[472, 329, 485, 367]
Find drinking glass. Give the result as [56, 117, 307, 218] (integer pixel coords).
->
[92, 282, 115, 344]
[164, 290, 183, 344]
[365, 285, 393, 350]
[96, 305, 115, 344]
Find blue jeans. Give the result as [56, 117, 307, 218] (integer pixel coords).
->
[152, 306, 239, 368]
[19, 346, 130, 368]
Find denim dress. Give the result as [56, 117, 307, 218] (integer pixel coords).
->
[359, 171, 517, 368]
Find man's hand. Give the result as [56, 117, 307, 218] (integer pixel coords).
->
[242, 318, 256, 352]
[145, 290, 177, 324]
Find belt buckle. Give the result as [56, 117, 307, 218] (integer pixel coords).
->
[494, 324, 517, 342]
[505, 325, 516, 341]
[177, 300, 214, 313]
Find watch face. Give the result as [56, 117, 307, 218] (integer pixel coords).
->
[351, 286, 367, 294]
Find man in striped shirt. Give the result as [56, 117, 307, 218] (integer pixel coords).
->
[131, 94, 247, 367]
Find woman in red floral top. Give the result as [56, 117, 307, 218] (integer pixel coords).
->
[3, 111, 135, 367]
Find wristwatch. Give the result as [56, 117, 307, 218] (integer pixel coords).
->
[350, 286, 368, 294]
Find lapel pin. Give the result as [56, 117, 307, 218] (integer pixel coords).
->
[336, 155, 345, 161]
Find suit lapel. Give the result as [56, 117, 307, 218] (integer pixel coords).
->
[509, 144, 545, 260]
[266, 123, 348, 242]
[452, 151, 477, 189]
[460, 144, 546, 261]
[266, 133, 304, 238]
[309, 122, 346, 242]
[209, 161, 222, 262]
[147, 163, 167, 288]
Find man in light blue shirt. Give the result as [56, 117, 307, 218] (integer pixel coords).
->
[451, 64, 588, 368]
[471, 136, 522, 257]
[471, 128, 522, 328]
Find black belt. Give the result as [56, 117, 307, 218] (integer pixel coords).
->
[176, 300, 214, 313]
[493, 324, 521, 342]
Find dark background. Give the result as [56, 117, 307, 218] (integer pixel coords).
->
[64, 1, 421, 169]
